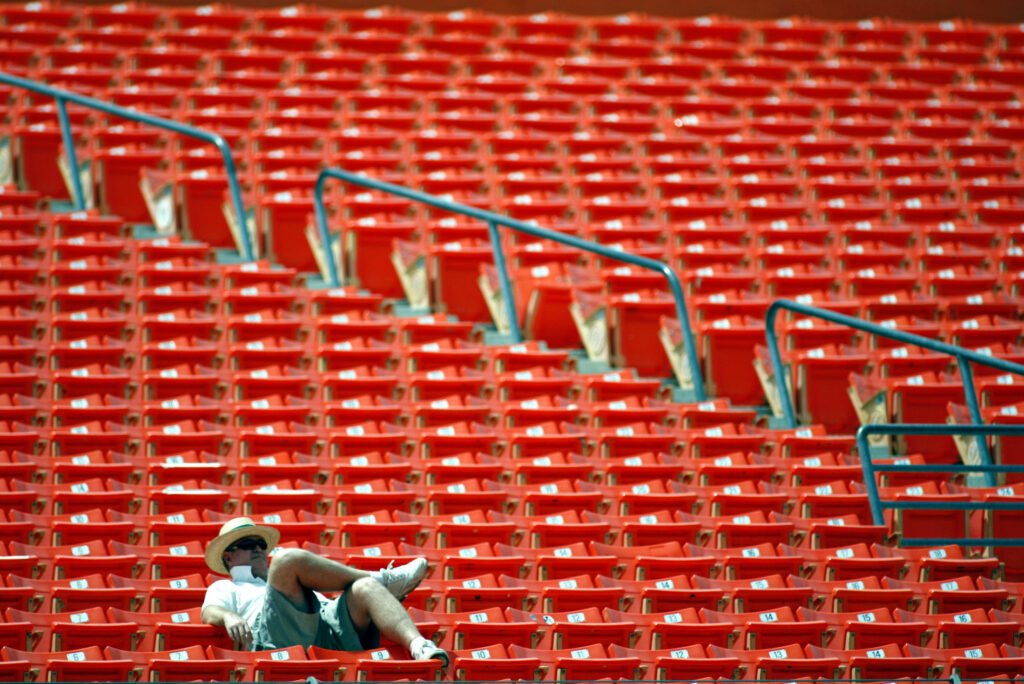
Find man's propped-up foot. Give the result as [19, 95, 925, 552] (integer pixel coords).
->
[409, 635, 449, 667]
[372, 557, 428, 600]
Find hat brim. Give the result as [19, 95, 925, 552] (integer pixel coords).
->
[204, 522, 280, 575]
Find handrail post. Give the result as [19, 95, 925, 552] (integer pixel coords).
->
[662, 262, 706, 401]
[216, 137, 253, 262]
[485, 219, 522, 342]
[955, 354, 996, 486]
[312, 172, 341, 287]
[856, 425, 886, 525]
[54, 95, 85, 211]
[765, 301, 798, 428]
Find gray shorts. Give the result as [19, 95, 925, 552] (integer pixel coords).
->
[253, 586, 381, 652]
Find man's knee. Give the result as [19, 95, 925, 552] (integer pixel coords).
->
[345, 577, 384, 630]
[271, 547, 310, 566]
[347, 577, 396, 614]
[347, 576, 386, 607]
[267, 548, 314, 587]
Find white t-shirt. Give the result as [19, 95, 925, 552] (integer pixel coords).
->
[202, 566, 268, 627]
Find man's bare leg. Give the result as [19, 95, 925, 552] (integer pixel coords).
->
[344, 576, 422, 647]
[344, 578, 448, 664]
[267, 550, 444, 663]
[267, 548, 372, 610]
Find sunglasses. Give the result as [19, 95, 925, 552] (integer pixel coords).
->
[226, 537, 268, 553]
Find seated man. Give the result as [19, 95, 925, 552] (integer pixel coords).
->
[201, 517, 446, 665]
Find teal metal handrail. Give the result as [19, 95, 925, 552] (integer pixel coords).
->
[857, 423, 1024, 547]
[313, 167, 707, 400]
[765, 298, 1024, 485]
[0, 71, 254, 261]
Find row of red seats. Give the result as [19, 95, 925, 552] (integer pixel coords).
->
[0, 447, 855, 496]
[9, 227, 1015, 278]
[0, 379, 849, 437]
[107, 89, 1024, 125]
[4, 232, 1024, 312]
[15, 110, 1024, 148]
[56, 156, 1024, 199]
[7, 155, 1023, 221]
[0, 427, 1010, 491]
[1, 525, 1016, 596]
[19, 215, 1024, 284]
[12, 77, 1024, 124]
[14, 105, 1024, 153]
[23, 74, 1024, 115]
[2, 7, 1018, 47]
[4, 292, 1022, 359]
[690, 290, 1022, 323]
[0, 641, 437, 682]
[0, 495, 877, 550]
[4, 639, 1024, 683]
[0, 384, 748, 423]
[0, 510, 878, 580]
[264, 174, 1024, 205]
[18, 43, 1024, 85]
[0, 471, 1018, 555]
[4, 495, 1019, 569]
[12, 45, 1024, 96]
[8, 214, 1024, 280]
[0, 436, 949, 488]
[4, 254, 1024, 314]
[6, 3, 1023, 43]
[38, 162, 1024, 209]
[0, 468, 882, 519]
[3, 596, 1023, 658]
[9, 29, 1024, 66]
[478, 254, 1020, 296]
[39, 173, 1024, 257]
[9, 127, 1024, 176]
[1, 543, 1018, 616]
[3, 350, 1020, 429]
[2, 359, 668, 397]
[4, 3, 1021, 46]
[7, 88, 1008, 130]
[22, 54, 1024, 100]
[0, 297, 1012, 351]
[129, 220, 1024, 276]
[13, 85, 1024, 131]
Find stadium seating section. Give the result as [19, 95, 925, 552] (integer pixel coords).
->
[0, 2, 1022, 681]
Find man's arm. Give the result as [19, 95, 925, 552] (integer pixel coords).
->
[202, 604, 254, 651]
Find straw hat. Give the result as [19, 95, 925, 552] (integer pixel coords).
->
[204, 517, 280, 575]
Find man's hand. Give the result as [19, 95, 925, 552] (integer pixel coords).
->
[223, 611, 253, 651]
[202, 605, 253, 651]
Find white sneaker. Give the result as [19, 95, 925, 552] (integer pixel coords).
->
[375, 557, 428, 600]
[410, 637, 449, 667]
